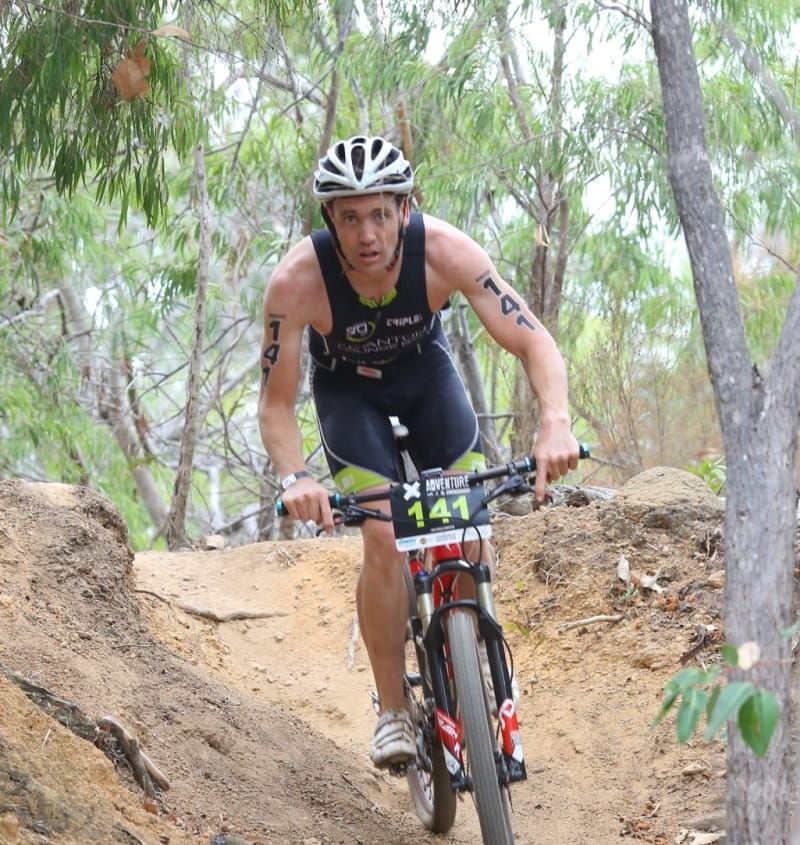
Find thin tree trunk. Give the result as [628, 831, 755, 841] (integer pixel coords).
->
[164, 142, 212, 549]
[651, 1, 800, 841]
[97, 363, 168, 531]
[56, 286, 168, 530]
[305, 0, 353, 236]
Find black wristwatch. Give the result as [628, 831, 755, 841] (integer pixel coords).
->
[280, 470, 311, 490]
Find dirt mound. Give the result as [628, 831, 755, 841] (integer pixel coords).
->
[0, 481, 414, 845]
[0, 470, 731, 844]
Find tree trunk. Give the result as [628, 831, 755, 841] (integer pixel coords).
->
[56, 287, 169, 531]
[164, 142, 212, 550]
[650, 1, 800, 841]
[97, 362, 169, 532]
[724, 440, 797, 841]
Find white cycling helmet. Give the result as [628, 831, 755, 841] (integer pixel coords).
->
[312, 135, 414, 200]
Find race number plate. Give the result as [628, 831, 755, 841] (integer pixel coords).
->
[389, 471, 492, 551]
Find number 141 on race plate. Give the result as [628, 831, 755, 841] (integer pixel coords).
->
[389, 470, 492, 551]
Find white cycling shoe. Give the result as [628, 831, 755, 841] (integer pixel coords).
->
[370, 708, 417, 769]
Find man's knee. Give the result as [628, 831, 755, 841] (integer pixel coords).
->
[361, 521, 403, 574]
[462, 539, 496, 572]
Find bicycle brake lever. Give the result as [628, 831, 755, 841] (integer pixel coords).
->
[337, 505, 392, 527]
[317, 507, 386, 535]
[483, 474, 533, 504]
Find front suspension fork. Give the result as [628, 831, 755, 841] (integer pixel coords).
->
[410, 557, 527, 786]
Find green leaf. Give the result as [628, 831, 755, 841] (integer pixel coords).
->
[670, 666, 708, 692]
[504, 620, 531, 638]
[738, 689, 780, 758]
[703, 681, 753, 741]
[781, 620, 800, 642]
[720, 643, 739, 666]
[676, 685, 709, 743]
[653, 666, 707, 726]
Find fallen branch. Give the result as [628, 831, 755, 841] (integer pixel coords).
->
[1, 663, 170, 800]
[136, 589, 288, 623]
[679, 623, 717, 665]
[176, 605, 288, 623]
[97, 717, 171, 797]
[558, 613, 625, 633]
[1, 663, 97, 740]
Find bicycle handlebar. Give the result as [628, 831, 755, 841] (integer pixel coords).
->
[276, 445, 590, 518]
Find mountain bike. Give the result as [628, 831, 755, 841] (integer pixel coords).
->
[279, 439, 589, 844]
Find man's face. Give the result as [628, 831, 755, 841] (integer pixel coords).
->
[326, 194, 409, 274]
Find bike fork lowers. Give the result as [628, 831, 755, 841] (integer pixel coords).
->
[474, 562, 526, 784]
[410, 553, 527, 789]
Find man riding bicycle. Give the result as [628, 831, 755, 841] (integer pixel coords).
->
[258, 134, 579, 769]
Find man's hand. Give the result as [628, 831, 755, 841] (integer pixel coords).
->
[280, 476, 335, 532]
[531, 422, 580, 503]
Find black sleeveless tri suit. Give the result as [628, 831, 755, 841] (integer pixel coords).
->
[308, 213, 484, 493]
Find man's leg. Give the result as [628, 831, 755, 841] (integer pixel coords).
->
[357, 515, 416, 767]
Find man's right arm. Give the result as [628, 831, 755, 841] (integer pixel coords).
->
[258, 308, 304, 469]
[257, 248, 335, 530]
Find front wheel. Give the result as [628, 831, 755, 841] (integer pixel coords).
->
[447, 609, 515, 844]
[403, 563, 456, 833]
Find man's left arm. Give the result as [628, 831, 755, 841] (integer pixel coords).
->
[448, 237, 579, 500]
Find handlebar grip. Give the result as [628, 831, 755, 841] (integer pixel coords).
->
[522, 443, 590, 473]
[276, 491, 344, 517]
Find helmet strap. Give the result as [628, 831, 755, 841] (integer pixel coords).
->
[385, 196, 409, 272]
[320, 203, 355, 270]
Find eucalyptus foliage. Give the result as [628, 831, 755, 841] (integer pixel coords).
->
[1, 1, 196, 225]
[1, 0, 798, 546]
[0, 0, 315, 227]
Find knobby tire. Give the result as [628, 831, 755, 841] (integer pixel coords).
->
[447, 610, 515, 845]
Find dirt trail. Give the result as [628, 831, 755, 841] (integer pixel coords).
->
[0, 468, 734, 844]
